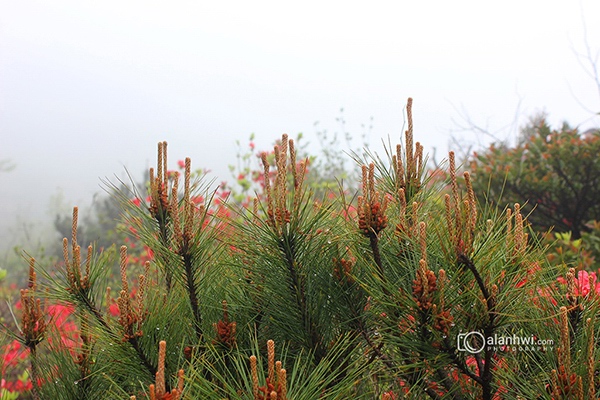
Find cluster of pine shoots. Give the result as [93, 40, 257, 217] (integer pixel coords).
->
[3, 98, 599, 399]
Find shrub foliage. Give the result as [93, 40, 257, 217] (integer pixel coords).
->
[469, 117, 600, 239]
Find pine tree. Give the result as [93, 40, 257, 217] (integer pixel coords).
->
[1, 99, 599, 399]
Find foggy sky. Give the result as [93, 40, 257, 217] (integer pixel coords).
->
[1, 1, 599, 256]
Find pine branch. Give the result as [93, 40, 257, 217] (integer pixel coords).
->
[182, 250, 203, 341]
[279, 233, 325, 362]
[457, 253, 497, 400]
[157, 212, 173, 292]
[368, 231, 385, 280]
[128, 336, 158, 382]
[442, 337, 482, 384]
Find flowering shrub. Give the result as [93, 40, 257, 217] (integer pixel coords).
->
[469, 118, 600, 239]
[1, 99, 599, 399]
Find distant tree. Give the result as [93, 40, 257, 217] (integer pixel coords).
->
[0, 159, 15, 172]
[54, 193, 122, 251]
[53, 172, 148, 254]
[470, 115, 600, 238]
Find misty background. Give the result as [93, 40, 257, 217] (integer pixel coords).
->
[1, 1, 600, 271]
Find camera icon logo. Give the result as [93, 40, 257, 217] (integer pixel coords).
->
[457, 331, 485, 354]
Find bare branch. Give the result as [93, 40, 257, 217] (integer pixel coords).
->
[446, 94, 523, 165]
[568, 3, 600, 115]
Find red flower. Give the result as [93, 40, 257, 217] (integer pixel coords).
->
[109, 303, 120, 317]
[1, 376, 33, 392]
[144, 245, 155, 260]
[47, 303, 74, 327]
[2, 340, 28, 367]
[516, 262, 541, 288]
[191, 195, 204, 204]
[383, 390, 397, 400]
[342, 205, 357, 221]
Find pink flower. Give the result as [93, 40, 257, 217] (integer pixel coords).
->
[575, 270, 600, 296]
[557, 270, 600, 296]
[177, 160, 185, 169]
